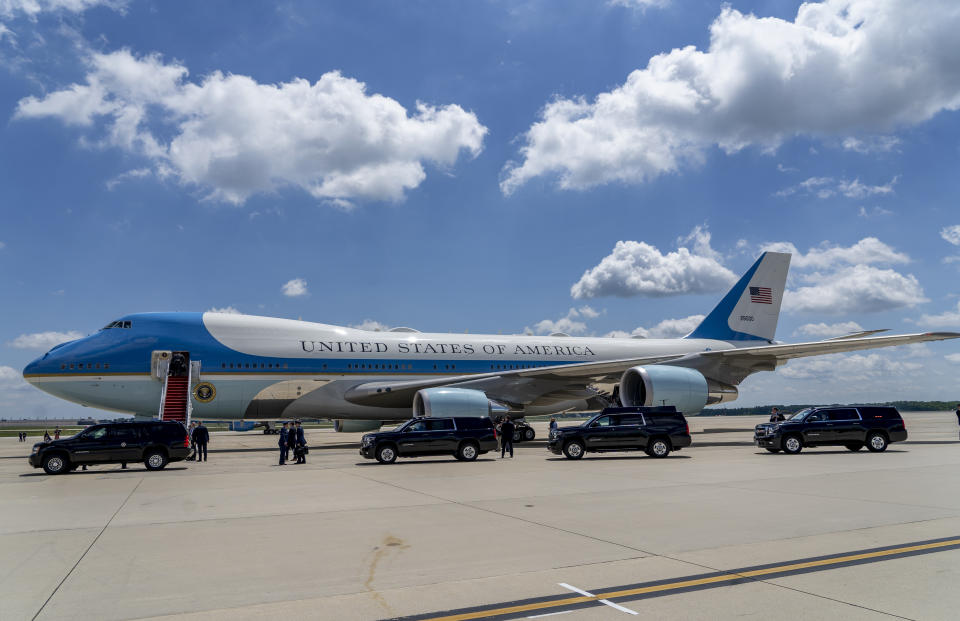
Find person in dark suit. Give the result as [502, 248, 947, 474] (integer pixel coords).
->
[193, 422, 209, 462]
[294, 421, 307, 464]
[955, 404, 960, 440]
[769, 407, 784, 422]
[278, 422, 289, 465]
[500, 418, 515, 458]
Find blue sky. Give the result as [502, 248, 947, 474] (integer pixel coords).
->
[2, 0, 960, 418]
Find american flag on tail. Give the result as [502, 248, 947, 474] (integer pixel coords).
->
[750, 286, 772, 304]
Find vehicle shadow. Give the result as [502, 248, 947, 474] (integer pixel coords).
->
[354, 458, 499, 466]
[545, 455, 692, 461]
[19, 466, 189, 477]
[755, 449, 908, 455]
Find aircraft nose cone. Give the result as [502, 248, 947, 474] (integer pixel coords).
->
[23, 357, 43, 383]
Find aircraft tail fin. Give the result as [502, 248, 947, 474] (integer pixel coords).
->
[686, 252, 791, 342]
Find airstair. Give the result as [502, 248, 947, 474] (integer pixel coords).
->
[156, 353, 199, 427]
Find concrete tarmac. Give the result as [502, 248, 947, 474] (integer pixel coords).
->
[2, 412, 959, 620]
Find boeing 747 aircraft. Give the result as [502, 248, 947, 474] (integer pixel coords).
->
[22, 252, 959, 432]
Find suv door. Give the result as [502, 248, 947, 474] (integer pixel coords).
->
[612, 414, 645, 448]
[398, 419, 430, 455]
[105, 426, 141, 462]
[802, 411, 834, 444]
[70, 425, 109, 463]
[825, 408, 861, 443]
[584, 415, 617, 448]
[427, 418, 457, 452]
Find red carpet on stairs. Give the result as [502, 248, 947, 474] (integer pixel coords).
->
[162, 376, 189, 422]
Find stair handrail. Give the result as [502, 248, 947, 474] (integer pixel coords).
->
[186, 360, 200, 428]
[158, 375, 169, 421]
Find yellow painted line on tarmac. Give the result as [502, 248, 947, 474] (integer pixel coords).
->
[418, 537, 960, 621]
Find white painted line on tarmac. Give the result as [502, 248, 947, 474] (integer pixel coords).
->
[557, 583, 638, 616]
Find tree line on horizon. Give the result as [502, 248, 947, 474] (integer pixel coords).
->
[704, 400, 960, 416]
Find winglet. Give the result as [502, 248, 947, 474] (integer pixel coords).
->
[686, 252, 791, 342]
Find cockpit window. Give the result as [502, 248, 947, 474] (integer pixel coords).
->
[102, 320, 132, 330]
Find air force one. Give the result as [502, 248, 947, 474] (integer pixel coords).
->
[22, 252, 960, 432]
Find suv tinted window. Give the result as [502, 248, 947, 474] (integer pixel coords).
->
[145, 423, 180, 441]
[108, 426, 139, 441]
[82, 426, 107, 440]
[591, 416, 614, 427]
[826, 409, 860, 421]
[806, 412, 826, 422]
[858, 407, 902, 420]
[618, 415, 643, 426]
[406, 420, 429, 432]
[644, 413, 685, 424]
[455, 418, 492, 430]
[428, 419, 454, 431]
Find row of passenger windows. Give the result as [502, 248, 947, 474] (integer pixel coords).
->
[61, 362, 109, 370]
[221, 362, 289, 369]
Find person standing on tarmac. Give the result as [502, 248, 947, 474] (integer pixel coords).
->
[955, 404, 960, 440]
[278, 422, 289, 465]
[294, 421, 307, 464]
[193, 421, 209, 462]
[769, 407, 784, 422]
[500, 418, 515, 459]
[549, 418, 558, 432]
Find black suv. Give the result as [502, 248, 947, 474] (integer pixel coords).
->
[754, 406, 907, 454]
[29, 421, 191, 474]
[360, 416, 498, 464]
[547, 407, 691, 459]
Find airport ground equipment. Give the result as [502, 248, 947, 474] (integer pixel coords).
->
[359, 416, 498, 464]
[547, 406, 691, 459]
[754, 405, 907, 454]
[28, 420, 191, 474]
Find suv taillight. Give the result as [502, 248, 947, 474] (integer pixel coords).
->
[184, 435, 190, 448]
[685, 422, 690, 435]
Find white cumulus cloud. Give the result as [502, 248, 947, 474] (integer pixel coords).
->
[841, 135, 901, 154]
[572, 227, 735, 299]
[911, 301, 960, 328]
[0, 0, 124, 19]
[15, 49, 487, 206]
[941, 225, 960, 246]
[281, 278, 308, 297]
[785, 265, 926, 314]
[945, 353, 960, 363]
[527, 306, 602, 336]
[352, 319, 391, 332]
[793, 321, 864, 338]
[8, 330, 83, 349]
[779, 352, 922, 381]
[502, 1, 960, 194]
[774, 175, 897, 199]
[761, 237, 909, 270]
[0, 365, 29, 389]
[606, 314, 705, 339]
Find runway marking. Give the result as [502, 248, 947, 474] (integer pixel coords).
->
[399, 536, 960, 621]
[558, 584, 637, 615]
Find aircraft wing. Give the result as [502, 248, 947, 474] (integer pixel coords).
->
[701, 331, 960, 362]
[342, 353, 686, 407]
[342, 331, 960, 408]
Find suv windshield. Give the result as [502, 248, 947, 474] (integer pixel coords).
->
[787, 408, 813, 421]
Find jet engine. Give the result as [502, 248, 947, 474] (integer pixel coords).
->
[619, 366, 738, 414]
[332, 419, 382, 433]
[413, 387, 510, 418]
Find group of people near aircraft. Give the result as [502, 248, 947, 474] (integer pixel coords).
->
[278, 421, 307, 465]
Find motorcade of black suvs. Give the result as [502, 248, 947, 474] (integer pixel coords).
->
[512, 419, 536, 443]
[754, 405, 907, 454]
[547, 406, 691, 459]
[29, 420, 191, 474]
[359, 416, 498, 464]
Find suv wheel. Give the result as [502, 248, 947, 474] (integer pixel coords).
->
[376, 444, 398, 464]
[144, 450, 168, 471]
[646, 438, 671, 458]
[782, 435, 803, 455]
[845, 443, 864, 452]
[513, 430, 522, 442]
[457, 441, 479, 461]
[866, 432, 888, 452]
[562, 439, 585, 460]
[523, 427, 535, 441]
[42, 453, 69, 475]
